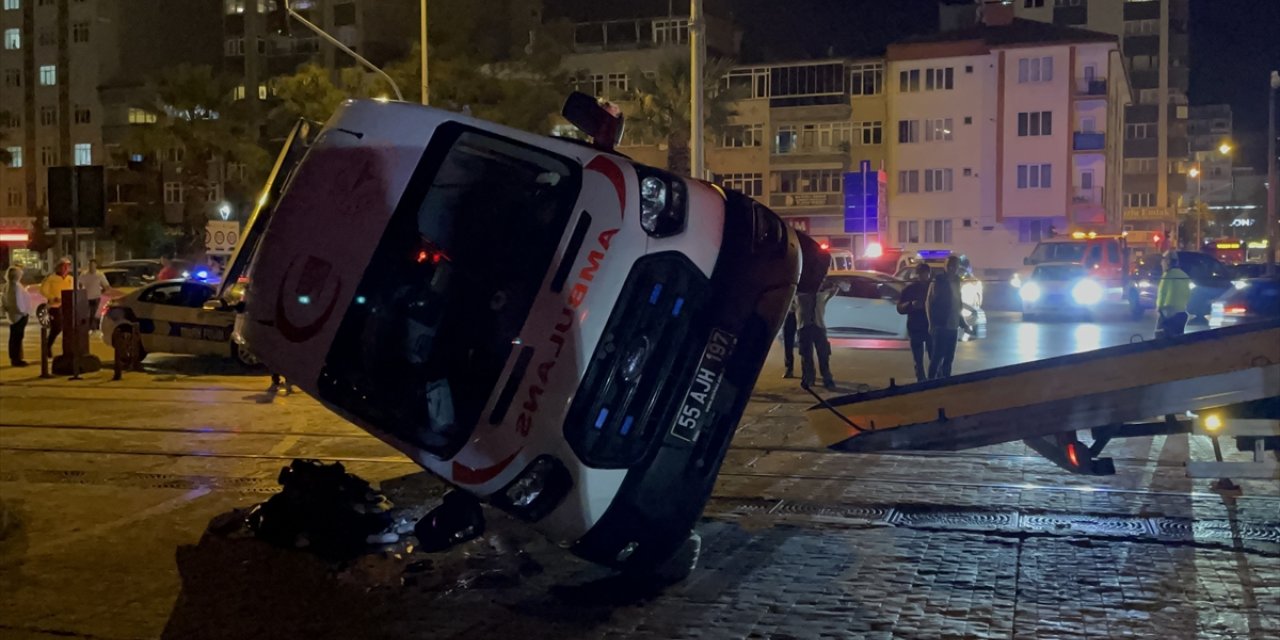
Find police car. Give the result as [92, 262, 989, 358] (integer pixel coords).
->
[100, 279, 257, 365]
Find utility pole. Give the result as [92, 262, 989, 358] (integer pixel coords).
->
[1267, 70, 1278, 276]
[689, 0, 705, 180]
[421, 0, 429, 106]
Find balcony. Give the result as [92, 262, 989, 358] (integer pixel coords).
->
[1073, 132, 1106, 151]
[1072, 186, 1104, 205]
[769, 193, 841, 209]
[1074, 78, 1107, 97]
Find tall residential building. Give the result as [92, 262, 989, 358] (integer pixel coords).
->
[887, 8, 1129, 272]
[1002, 0, 1190, 240]
[1185, 103, 1233, 207]
[1, 0, 221, 269]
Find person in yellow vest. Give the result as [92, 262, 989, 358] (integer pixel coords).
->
[1155, 252, 1191, 337]
[40, 258, 74, 357]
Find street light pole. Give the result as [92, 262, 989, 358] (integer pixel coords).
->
[689, 0, 705, 180]
[420, 0, 429, 106]
[1194, 163, 1202, 248]
[1267, 70, 1278, 276]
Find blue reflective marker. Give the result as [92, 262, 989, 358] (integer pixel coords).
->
[298, 295, 312, 305]
[649, 283, 663, 304]
[594, 408, 610, 429]
[620, 415, 635, 436]
[355, 295, 367, 305]
[672, 297, 684, 317]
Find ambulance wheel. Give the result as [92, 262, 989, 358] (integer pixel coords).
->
[414, 490, 485, 552]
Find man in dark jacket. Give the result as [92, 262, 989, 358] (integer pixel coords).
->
[926, 255, 968, 380]
[797, 280, 841, 390]
[896, 262, 932, 382]
[781, 297, 797, 378]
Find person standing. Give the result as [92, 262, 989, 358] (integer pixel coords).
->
[926, 255, 968, 380]
[3, 266, 33, 366]
[896, 262, 932, 382]
[781, 297, 797, 378]
[156, 256, 181, 281]
[40, 259, 74, 358]
[797, 280, 841, 390]
[79, 260, 110, 333]
[1155, 252, 1191, 338]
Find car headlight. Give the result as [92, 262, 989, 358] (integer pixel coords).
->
[1232, 280, 1248, 290]
[490, 455, 572, 522]
[1010, 274, 1022, 289]
[1137, 280, 1152, 289]
[1072, 278, 1103, 306]
[1020, 282, 1041, 302]
[636, 167, 687, 237]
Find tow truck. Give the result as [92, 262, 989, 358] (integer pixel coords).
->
[808, 319, 1280, 483]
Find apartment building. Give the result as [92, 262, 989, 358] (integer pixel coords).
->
[1006, 0, 1190, 239]
[888, 10, 1129, 272]
[1185, 103, 1233, 207]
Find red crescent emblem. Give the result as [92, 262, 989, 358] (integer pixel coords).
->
[452, 448, 523, 485]
[274, 255, 343, 343]
[586, 156, 626, 219]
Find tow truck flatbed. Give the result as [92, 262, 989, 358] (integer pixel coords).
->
[808, 320, 1280, 465]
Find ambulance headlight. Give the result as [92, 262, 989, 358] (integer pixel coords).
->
[636, 168, 687, 238]
[492, 456, 572, 522]
[1020, 282, 1041, 302]
[1072, 278, 1103, 306]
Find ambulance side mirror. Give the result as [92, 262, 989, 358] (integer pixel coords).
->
[562, 92, 624, 152]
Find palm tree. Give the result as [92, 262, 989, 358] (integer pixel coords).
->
[624, 55, 741, 177]
[130, 64, 268, 257]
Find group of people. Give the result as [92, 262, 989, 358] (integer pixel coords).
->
[779, 254, 976, 390]
[2, 258, 112, 367]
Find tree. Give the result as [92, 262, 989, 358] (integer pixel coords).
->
[130, 64, 268, 257]
[624, 55, 741, 176]
[111, 207, 173, 259]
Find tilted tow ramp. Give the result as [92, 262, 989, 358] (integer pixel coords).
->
[808, 319, 1280, 476]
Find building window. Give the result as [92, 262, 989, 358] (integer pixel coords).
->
[5, 147, 20, 168]
[1124, 19, 1159, 36]
[897, 119, 920, 143]
[721, 123, 763, 148]
[3, 0, 19, 11]
[165, 147, 185, 163]
[74, 105, 91, 124]
[1017, 111, 1053, 136]
[128, 108, 158, 124]
[39, 106, 56, 126]
[3, 111, 19, 127]
[1016, 163, 1053, 189]
[653, 19, 689, 45]
[39, 146, 57, 166]
[3, 68, 20, 87]
[232, 85, 246, 100]
[715, 172, 763, 197]
[38, 65, 56, 86]
[924, 168, 953, 193]
[924, 219, 953, 244]
[853, 121, 882, 145]
[3, 28, 18, 50]
[1137, 88, 1160, 104]
[898, 68, 921, 93]
[72, 21, 89, 43]
[73, 143, 91, 166]
[225, 0, 245, 13]
[1024, 0, 1045, 7]
[1018, 219, 1051, 243]
[897, 170, 920, 194]
[771, 169, 842, 194]
[849, 62, 883, 96]
[1125, 122, 1154, 139]
[224, 37, 245, 56]
[1017, 56, 1053, 83]
[924, 118, 954, 142]
[164, 182, 183, 204]
[1124, 192, 1155, 207]
[1124, 158, 1156, 173]
[573, 73, 629, 99]
[924, 67, 954, 91]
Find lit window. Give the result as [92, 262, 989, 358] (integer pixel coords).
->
[128, 108, 157, 124]
[5, 147, 20, 168]
[225, 0, 245, 14]
[3, 28, 18, 50]
[258, 83, 268, 100]
[73, 143, 91, 166]
[3, 1, 20, 11]
[232, 85, 246, 100]
[39, 65, 56, 86]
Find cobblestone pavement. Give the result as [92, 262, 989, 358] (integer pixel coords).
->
[1, 320, 1277, 639]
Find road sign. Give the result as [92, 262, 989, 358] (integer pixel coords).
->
[205, 220, 240, 255]
[47, 166, 106, 228]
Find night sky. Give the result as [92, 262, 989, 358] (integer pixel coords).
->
[548, 0, 1279, 167]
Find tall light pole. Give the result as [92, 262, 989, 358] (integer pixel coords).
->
[1267, 70, 1278, 276]
[427, 0, 437, 106]
[689, 0, 705, 180]
[1189, 164, 1202, 248]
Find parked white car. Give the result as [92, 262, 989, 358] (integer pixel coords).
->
[99, 280, 257, 365]
[824, 270, 986, 341]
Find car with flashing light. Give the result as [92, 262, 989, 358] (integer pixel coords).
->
[1129, 251, 1235, 322]
[823, 270, 986, 341]
[1209, 277, 1280, 328]
[99, 279, 257, 365]
[893, 251, 983, 310]
[1018, 263, 1107, 320]
[228, 94, 817, 576]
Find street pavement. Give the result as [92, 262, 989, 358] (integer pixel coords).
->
[0, 314, 1277, 639]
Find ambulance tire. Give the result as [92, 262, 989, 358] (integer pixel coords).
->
[622, 530, 701, 584]
[414, 490, 486, 553]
